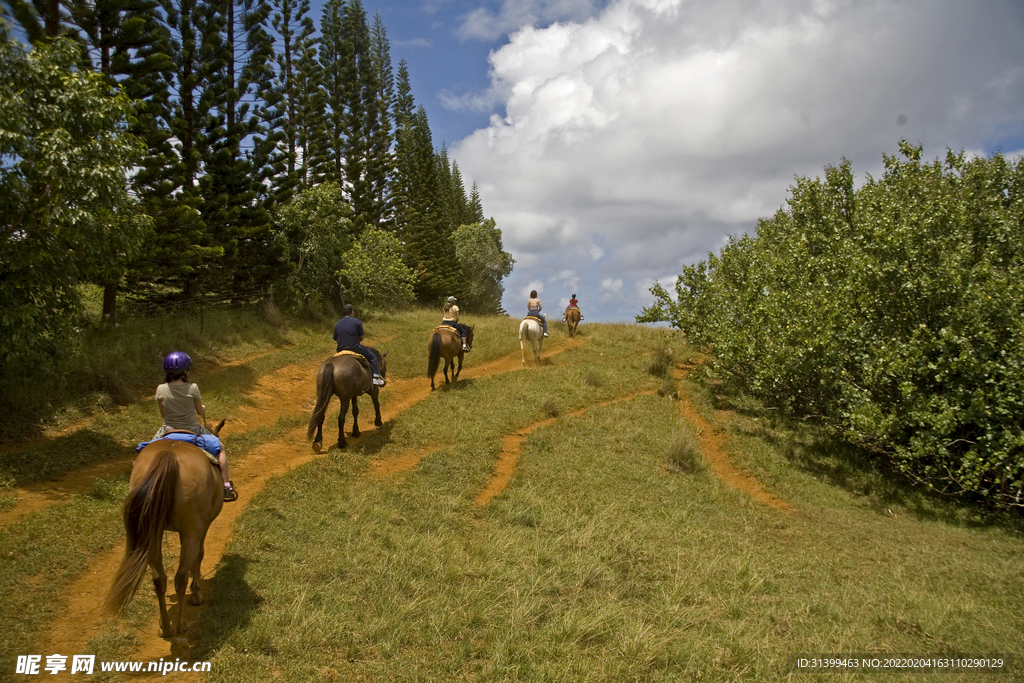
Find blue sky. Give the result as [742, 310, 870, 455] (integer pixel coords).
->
[316, 1, 1024, 322]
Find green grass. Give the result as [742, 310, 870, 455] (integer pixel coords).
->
[194, 379, 1024, 681]
[1, 309, 1022, 682]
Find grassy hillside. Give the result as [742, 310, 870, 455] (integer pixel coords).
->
[1, 309, 1021, 682]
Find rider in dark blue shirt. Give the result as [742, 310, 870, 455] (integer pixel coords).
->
[333, 305, 385, 386]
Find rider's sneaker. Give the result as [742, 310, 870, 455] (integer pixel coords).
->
[223, 481, 238, 502]
[543, 332, 549, 337]
[373, 374, 386, 386]
[462, 344, 471, 352]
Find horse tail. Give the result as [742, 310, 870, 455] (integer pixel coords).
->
[106, 448, 178, 614]
[307, 361, 335, 442]
[427, 332, 442, 380]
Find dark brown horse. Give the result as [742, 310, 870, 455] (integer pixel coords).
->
[107, 421, 226, 639]
[565, 307, 582, 337]
[307, 347, 387, 450]
[427, 324, 474, 390]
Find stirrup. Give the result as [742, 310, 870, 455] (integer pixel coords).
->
[462, 344, 470, 352]
[223, 481, 238, 502]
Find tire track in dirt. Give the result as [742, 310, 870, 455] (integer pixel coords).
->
[36, 337, 582, 678]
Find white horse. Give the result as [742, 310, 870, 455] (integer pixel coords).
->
[519, 317, 544, 365]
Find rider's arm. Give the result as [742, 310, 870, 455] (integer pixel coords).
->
[191, 384, 206, 417]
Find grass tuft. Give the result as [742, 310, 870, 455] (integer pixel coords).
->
[648, 345, 673, 377]
[658, 374, 677, 399]
[541, 396, 559, 418]
[665, 425, 705, 474]
[583, 368, 604, 387]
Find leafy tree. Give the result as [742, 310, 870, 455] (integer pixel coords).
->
[9, 0, 172, 320]
[273, 181, 352, 309]
[0, 28, 150, 370]
[452, 218, 515, 314]
[639, 142, 1024, 509]
[340, 226, 415, 309]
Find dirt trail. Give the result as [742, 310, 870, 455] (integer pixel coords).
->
[473, 390, 658, 506]
[674, 360, 792, 511]
[33, 338, 579, 678]
[22, 336, 787, 680]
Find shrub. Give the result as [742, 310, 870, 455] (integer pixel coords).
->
[639, 142, 1024, 509]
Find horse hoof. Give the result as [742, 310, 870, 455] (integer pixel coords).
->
[375, 420, 383, 428]
[312, 441, 322, 454]
[170, 636, 190, 657]
[337, 442, 346, 450]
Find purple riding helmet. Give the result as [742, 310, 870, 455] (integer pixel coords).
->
[163, 351, 192, 373]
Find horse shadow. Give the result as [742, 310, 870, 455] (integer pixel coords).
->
[325, 420, 395, 457]
[184, 553, 262, 659]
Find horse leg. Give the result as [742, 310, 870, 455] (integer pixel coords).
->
[150, 545, 173, 638]
[370, 388, 383, 427]
[443, 357, 451, 385]
[174, 533, 202, 635]
[350, 396, 360, 438]
[187, 530, 208, 606]
[313, 417, 324, 453]
[337, 398, 348, 449]
[454, 351, 464, 381]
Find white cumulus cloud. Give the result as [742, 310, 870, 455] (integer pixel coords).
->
[453, 0, 1024, 321]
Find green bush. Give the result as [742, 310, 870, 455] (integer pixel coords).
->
[639, 142, 1024, 509]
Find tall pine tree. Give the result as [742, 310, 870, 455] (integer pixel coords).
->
[199, 0, 284, 298]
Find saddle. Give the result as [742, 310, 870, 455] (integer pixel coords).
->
[524, 315, 544, 325]
[433, 324, 460, 340]
[334, 349, 371, 368]
[136, 432, 221, 467]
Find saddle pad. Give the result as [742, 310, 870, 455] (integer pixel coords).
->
[433, 325, 460, 338]
[136, 432, 221, 465]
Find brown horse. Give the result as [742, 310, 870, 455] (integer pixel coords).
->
[107, 422, 226, 639]
[427, 324, 474, 390]
[307, 347, 387, 451]
[565, 307, 582, 337]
